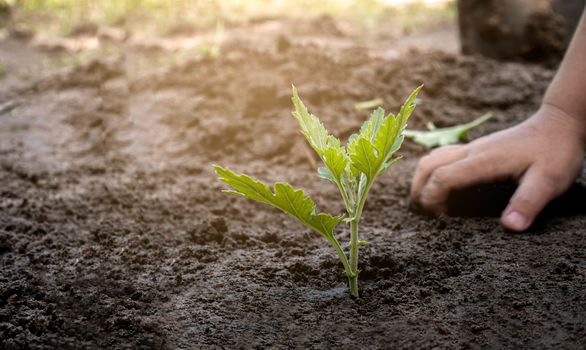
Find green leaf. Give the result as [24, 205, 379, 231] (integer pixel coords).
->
[292, 85, 351, 187]
[348, 86, 422, 180]
[322, 146, 348, 181]
[347, 136, 378, 180]
[379, 155, 403, 174]
[372, 113, 400, 163]
[347, 108, 383, 180]
[340, 166, 359, 208]
[291, 85, 341, 156]
[359, 107, 386, 142]
[317, 167, 335, 182]
[397, 85, 423, 128]
[214, 165, 342, 239]
[403, 112, 492, 148]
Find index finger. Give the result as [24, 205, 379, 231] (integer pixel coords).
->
[410, 145, 467, 202]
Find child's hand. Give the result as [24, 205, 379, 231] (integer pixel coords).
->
[410, 104, 585, 231]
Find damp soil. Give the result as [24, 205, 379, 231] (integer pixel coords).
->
[1, 18, 585, 349]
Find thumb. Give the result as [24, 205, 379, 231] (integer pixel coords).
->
[501, 167, 564, 232]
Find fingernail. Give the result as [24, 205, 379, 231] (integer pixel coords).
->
[502, 211, 528, 231]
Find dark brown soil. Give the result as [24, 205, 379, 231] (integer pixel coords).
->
[1, 19, 585, 349]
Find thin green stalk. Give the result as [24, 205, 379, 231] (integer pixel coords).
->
[349, 219, 359, 297]
[347, 179, 374, 297]
[328, 236, 354, 285]
[334, 178, 353, 216]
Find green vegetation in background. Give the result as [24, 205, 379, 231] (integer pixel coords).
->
[45, 46, 121, 68]
[404, 112, 493, 148]
[10, 0, 455, 36]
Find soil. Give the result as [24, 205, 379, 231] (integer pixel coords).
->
[1, 17, 585, 349]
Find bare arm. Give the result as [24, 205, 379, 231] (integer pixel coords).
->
[544, 10, 586, 127]
[410, 9, 586, 232]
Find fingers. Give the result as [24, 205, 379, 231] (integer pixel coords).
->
[501, 167, 565, 232]
[410, 145, 467, 202]
[417, 153, 513, 214]
[409, 110, 584, 230]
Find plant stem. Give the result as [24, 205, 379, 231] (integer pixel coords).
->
[328, 236, 353, 282]
[349, 219, 359, 297]
[347, 179, 373, 298]
[335, 179, 353, 216]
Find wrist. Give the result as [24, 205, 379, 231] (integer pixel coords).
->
[534, 102, 586, 149]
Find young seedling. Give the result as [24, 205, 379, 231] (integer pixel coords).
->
[215, 85, 422, 297]
[403, 112, 492, 148]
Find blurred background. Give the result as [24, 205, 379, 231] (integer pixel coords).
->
[0, 0, 463, 86]
[0, 0, 584, 66]
[0, 0, 455, 37]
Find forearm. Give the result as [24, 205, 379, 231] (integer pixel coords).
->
[543, 9, 586, 132]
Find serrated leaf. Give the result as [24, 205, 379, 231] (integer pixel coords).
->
[373, 113, 400, 163]
[347, 133, 358, 145]
[291, 85, 341, 156]
[348, 137, 378, 180]
[317, 167, 335, 182]
[357, 173, 368, 198]
[379, 155, 403, 174]
[390, 134, 405, 154]
[340, 166, 358, 208]
[348, 86, 422, 180]
[403, 112, 492, 148]
[322, 146, 348, 181]
[214, 165, 341, 239]
[359, 107, 385, 142]
[291, 85, 351, 187]
[397, 85, 423, 128]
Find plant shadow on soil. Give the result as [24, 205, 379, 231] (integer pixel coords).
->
[0, 16, 585, 350]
